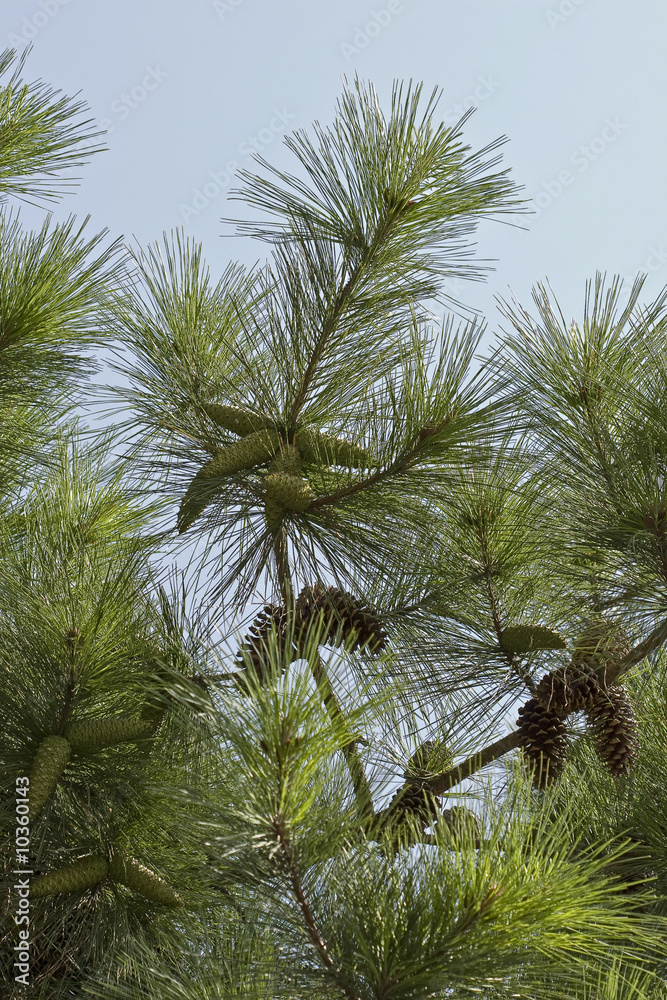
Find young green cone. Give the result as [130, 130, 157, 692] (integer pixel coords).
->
[28, 735, 71, 816]
[65, 715, 157, 749]
[263, 472, 314, 512]
[108, 853, 182, 907]
[178, 428, 281, 531]
[500, 624, 566, 655]
[31, 855, 109, 898]
[295, 427, 375, 469]
[201, 402, 274, 436]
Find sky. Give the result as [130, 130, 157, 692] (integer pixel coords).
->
[3, 0, 667, 343]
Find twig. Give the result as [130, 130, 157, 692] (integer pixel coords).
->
[382, 616, 667, 809]
[271, 531, 374, 820]
[310, 652, 374, 820]
[273, 816, 360, 1000]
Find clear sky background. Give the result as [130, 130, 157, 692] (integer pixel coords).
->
[3, 0, 667, 342]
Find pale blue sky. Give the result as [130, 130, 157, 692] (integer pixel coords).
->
[4, 0, 667, 337]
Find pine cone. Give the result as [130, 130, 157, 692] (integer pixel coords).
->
[391, 781, 441, 826]
[573, 621, 629, 669]
[28, 735, 71, 817]
[263, 472, 314, 512]
[234, 604, 297, 686]
[65, 715, 157, 749]
[294, 427, 374, 469]
[108, 853, 182, 907]
[296, 583, 389, 654]
[201, 402, 274, 437]
[516, 698, 567, 787]
[534, 662, 601, 717]
[438, 806, 482, 842]
[31, 855, 109, 898]
[178, 429, 281, 532]
[500, 624, 566, 654]
[269, 444, 304, 476]
[403, 739, 452, 779]
[585, 685, 638, 776]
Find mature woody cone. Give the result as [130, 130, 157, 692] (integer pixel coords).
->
[65, 715, 157, 749]
[108, 853, 182, 907]
[585, 685, 638, 776]
[391, 780, 442, 827]
[438, 806, 482, 842]
[403, 739, 452, 779]
[178, 428, 281, 532]
[234, 603, 297, 686]
[28, 735, 71, 816]
[573, 620, 629, 669]
[516, 698, 567, 788]
[295, 427, 374, 469]
[31, 855, 109, 897]
[500, 624, 566, 655]
[296, 582, 389, 654]
[534, 662, 601, 717]
[201, 402, 274, 437]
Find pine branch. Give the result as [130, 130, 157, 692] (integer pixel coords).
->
[309, 416, 453, 508]
[393, 615, 667, 804]
[271, 528, 374, 818]
[309, 651, 374, 820]
[272, 815, 360, 1000]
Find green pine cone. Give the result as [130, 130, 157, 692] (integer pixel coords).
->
[31, 855, 109, 898]
[500, 625, 566, 655]
[295, 428, 374, 469]
[264, 497, 285, 529]
[28, 735, 71, 817]
[201, 402, 274, 436]
[109, 853, 182, 907]
[65, 715, 156, 749]
[264, 472, 314, 512]
[269, 445, 303, 476]
[178, 428, 281, 532]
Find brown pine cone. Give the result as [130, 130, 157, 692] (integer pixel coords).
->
[234, 604, 297, 685]
[296, 583, 389, 654]
[517, 698, 567, 788]
[573, 621, 629, 670]
[390, 780, 441, 827]
[534, 662, 601, 717]
[585, 685, 638, 776]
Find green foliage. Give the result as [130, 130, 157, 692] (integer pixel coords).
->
[0, 47, 105, 206]
[5, 55, 667, 998]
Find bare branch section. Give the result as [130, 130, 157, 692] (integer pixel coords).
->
[271, 531, 374, 819]
[272, 816, 360, 1000]
[310, 652, 374, 819]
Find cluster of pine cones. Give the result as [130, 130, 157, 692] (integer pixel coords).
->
[234, 582, 389, 686]
[517, 625, 638, 787]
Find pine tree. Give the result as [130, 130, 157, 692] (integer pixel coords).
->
[3, 52, 667, 999]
